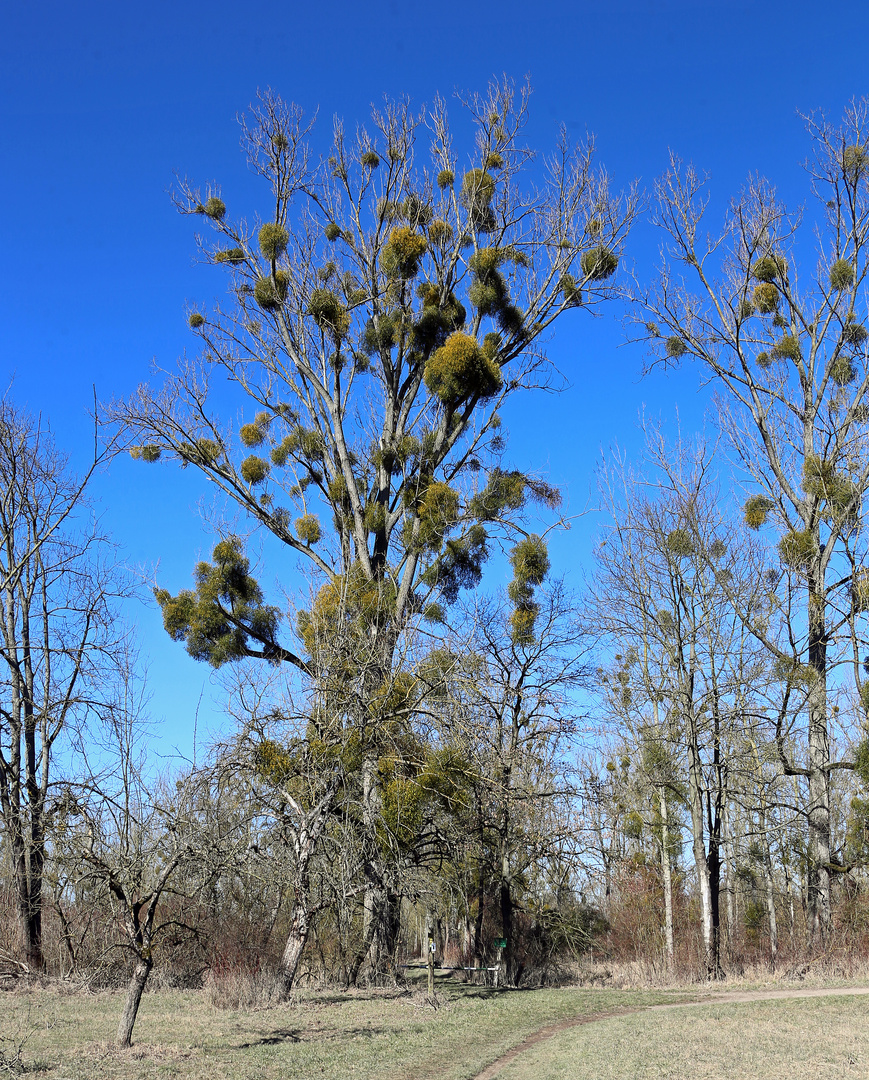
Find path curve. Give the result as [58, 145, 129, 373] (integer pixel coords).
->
[472, 985, 869, 1080]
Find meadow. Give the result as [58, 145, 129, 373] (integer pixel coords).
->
[2, 977, 868, 1079]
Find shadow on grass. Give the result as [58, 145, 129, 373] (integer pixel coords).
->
[235, 1028, 301, 1047]
[234, 1026, 391, 1049]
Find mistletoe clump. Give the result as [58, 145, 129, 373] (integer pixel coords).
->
[751, 255, 785, 282]
[240, 456, 270, 485]
[744, 494, 775, 529]
[830, 258, 855, 291]
[155, 536, 281, 667]
[254, 271, 289, 310]
[259, 222, 289, 261]
[753, 282, 780, 314]
[423, 332, 502, 405]
[294, 514, 321, 545]
[197, 196, 226, 220]
[214, 247, 245, 265]
[381, 227, 427, 279]
[580, 246, 619, 281]
[778, 529, 818, 569]
[308, 289, 350, 338]
[507, 534, 550, 645]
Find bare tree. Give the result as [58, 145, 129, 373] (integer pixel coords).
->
[633, 103, 869, 942]
[63, 655, 232, 1048]
[455, 582, 588, 986]
[0, 400, 123, 971]
[590, 435, 772, 976]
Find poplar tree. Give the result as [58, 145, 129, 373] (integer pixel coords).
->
[634, 103, 869, 942]
[114, 79, 637, 978]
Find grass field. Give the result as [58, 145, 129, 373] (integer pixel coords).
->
[494, 994, 869, 1080]
[2, 980, 868, 1079]
[0, 982, 686, 1080]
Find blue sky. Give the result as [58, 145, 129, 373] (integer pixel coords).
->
[3, 0, 869, 755]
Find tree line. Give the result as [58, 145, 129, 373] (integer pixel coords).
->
[4, 81, 869, 1045]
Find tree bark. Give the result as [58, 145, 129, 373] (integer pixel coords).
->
[116, 956, 152, 1048]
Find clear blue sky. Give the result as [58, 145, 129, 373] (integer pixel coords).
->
[3, 0, 868, 755]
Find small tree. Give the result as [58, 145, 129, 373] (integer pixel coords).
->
[113, 78, 638, 976]
[63, 656, 227, 1047]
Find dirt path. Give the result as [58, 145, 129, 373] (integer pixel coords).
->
[471, 985, 869, 1080]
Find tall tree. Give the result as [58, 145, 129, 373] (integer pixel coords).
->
[591, 437, 770, 976]
[0, 400, 122, 970]
[635, 105, 869, 941]
[113, 79, 637, 977]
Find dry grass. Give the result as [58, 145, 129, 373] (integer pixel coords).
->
[495, 994, 869, 1079]
[574, 953, 869, 990]
[0, 980, 686, 1079]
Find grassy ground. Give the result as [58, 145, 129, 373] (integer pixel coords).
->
[495, 994, 869, 1080]
[0, 981, 686, 1080]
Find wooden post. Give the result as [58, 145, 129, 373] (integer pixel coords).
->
[427, 934, 435, 996]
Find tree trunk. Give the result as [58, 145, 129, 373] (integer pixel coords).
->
[806, 562, 831, 946]
[500, 849, 514, 987]
[659, 788, 675, 970]
[688, 739, 720, 978]
[116, 955, 152, 1048]
[764, 846, 778, 961]
[278, 901, 310, 995]
[12, 836, 43, 971]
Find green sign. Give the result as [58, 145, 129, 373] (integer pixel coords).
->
[494, 938, 507, 949]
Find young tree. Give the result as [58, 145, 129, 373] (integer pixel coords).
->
[112, 79, 638, 976]
[0, 400, 122, 971]
[63, 657, 231, 1047]
[634, 103, 869, 942]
